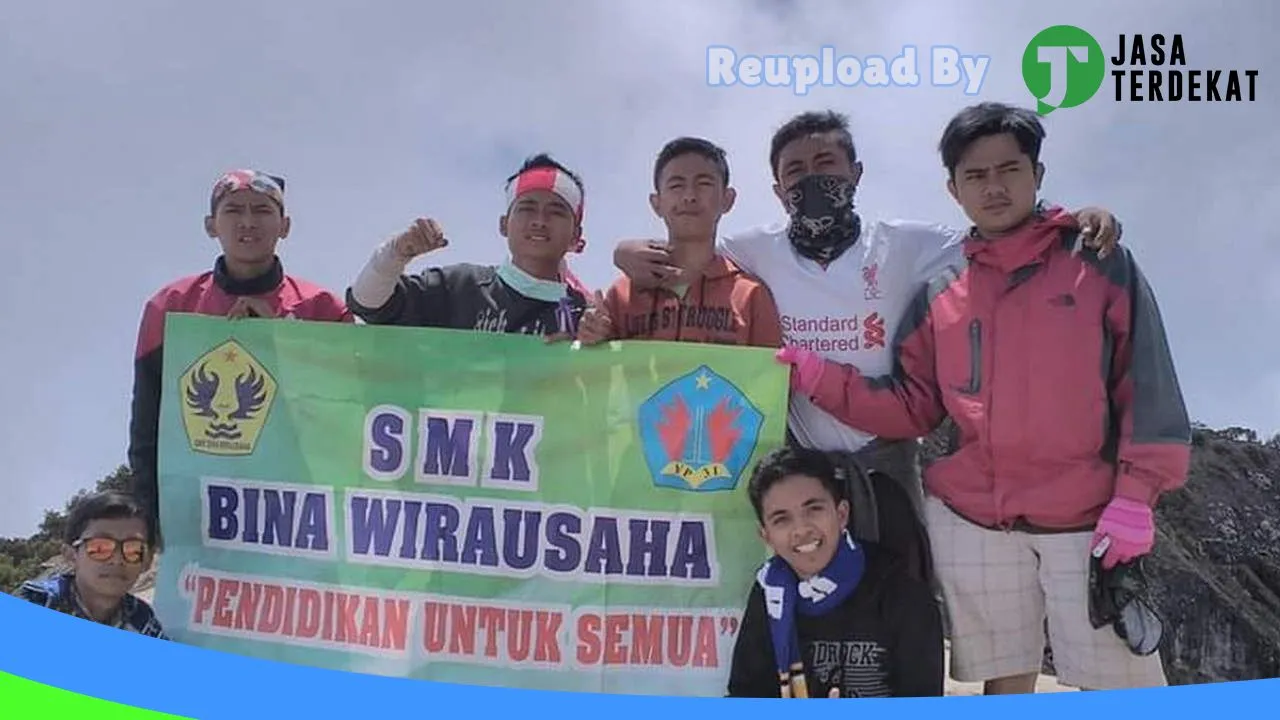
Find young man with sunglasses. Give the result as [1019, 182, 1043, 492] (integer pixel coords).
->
[16, 492, 167, 638]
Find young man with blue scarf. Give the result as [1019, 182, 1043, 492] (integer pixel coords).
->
[346, 154, 588, 336]
[726, 447, 943, 698]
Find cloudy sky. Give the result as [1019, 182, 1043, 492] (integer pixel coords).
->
[1, 0, 1274, 536]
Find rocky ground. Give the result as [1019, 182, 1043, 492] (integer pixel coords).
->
[922, 422, 1280, 686]
[1142, 428, 1280, 683]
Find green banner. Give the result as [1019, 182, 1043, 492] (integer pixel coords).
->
[152, 313, 788, 695]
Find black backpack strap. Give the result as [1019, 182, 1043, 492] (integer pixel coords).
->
[818, 450, 880, 545]
[836, 456, 880, 546]
[827, 449, 936, 586]
[868, 467, 936, 586]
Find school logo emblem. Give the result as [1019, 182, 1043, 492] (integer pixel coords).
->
[178, 339, 277, 456]
[637, 365, 764, 493]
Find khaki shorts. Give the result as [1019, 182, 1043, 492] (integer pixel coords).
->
[923, 495, 1167, 690]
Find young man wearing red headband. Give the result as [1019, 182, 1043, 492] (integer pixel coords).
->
[127, 170, 353, 546]
[346, 153, 588, 336]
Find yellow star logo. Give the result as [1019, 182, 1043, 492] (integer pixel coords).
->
[695, 371, 712, 390]
[178, 340, 277, 457]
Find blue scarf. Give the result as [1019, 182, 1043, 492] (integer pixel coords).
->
[756, 530, 866, 693]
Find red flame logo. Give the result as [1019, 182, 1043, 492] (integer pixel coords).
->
[707, 398, 742, 463]
[656, 395, 692, 461]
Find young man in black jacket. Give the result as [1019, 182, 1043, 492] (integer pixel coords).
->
[727, 446, 944, 698]
[346, 154, 588, 335]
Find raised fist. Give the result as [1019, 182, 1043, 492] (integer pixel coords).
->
[393, 218, 447, 261]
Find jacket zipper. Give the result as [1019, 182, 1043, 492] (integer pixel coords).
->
[988, 268, 1035, 530]
[964, 319, 982, 394]
[982, 275, 1002, 529]
[1001, 267, 1039, 529]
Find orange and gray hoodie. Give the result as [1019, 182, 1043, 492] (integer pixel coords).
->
[603, 253, 783, 348]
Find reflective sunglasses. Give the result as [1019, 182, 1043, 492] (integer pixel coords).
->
[1088, 551, 1164, 657]
[73, 537, 148, 564]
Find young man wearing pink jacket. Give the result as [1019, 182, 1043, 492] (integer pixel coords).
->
[776, 102, 1191, 694]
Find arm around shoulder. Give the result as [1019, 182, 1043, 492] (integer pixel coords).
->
[907, 222, 967, 283]
[720, 225, 783, 278]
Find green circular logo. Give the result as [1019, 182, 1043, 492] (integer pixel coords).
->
[1022, 25, 1105, 115]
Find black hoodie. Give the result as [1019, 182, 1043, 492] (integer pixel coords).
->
[726, 542, 944, 698]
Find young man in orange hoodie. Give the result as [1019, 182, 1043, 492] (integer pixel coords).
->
[577, 137, 781, 348]
[776, 102, 1191, 693]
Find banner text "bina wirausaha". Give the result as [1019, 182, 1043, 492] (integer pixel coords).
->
[187, 404, 735, 671]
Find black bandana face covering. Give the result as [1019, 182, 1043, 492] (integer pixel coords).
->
[783, 174, 862, 264]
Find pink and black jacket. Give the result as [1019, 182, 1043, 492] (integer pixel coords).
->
[803, 206, 1192, 531]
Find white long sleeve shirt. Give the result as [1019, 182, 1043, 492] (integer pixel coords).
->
[720, 219, 965, 453]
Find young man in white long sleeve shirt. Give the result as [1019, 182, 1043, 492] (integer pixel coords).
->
[347, 153, 588, 336]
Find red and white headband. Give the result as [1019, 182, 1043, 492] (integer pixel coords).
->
[506, 167, 585, 222]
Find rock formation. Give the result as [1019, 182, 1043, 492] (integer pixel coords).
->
[922, 422, 1280, 685]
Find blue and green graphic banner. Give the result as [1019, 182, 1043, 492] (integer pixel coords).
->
[151, 313, 788, 695]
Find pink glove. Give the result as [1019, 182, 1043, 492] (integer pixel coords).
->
[1091, 496, 1155, 569]
[775, 346, 825, 397]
